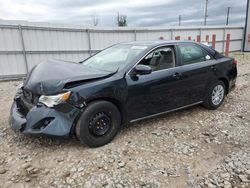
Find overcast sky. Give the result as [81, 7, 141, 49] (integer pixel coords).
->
[0, 0, 247, 27]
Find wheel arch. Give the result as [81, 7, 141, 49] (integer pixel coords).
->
[70, 97, 127, 138]
[218, 77, 229, 94]
[86, 97, 127, 125]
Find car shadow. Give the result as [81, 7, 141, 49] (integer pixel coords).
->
[122, 104, 206, 133]
[10, 104, 211, 150]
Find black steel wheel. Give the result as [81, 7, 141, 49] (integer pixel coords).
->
[75, 100, 121, 147]
[88, 112, 111, 136]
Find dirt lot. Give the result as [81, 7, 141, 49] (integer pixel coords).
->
[0, 53, 249, 188]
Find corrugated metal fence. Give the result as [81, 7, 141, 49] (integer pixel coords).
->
[0, 21, 244, 79]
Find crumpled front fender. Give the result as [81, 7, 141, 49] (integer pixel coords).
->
[10, 101, 81, 138]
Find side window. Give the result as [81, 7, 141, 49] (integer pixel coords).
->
[139, 47, 175, 71]
[178, 44, 213, 65]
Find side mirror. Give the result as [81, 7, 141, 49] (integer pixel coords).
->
[134, 65, 152, 75]
[205, 55, 211, 60]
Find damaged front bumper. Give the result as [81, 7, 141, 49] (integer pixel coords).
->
[9, 99, 80, 138]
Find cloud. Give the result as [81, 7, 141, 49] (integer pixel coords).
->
[0, 0, 247, 27]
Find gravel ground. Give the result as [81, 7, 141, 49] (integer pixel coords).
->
[0, 53, 249, 188]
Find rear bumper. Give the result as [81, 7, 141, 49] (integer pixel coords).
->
[228, 77, 236, 93]
[9, 100, 80, 138]
[228, 63, 237, 93]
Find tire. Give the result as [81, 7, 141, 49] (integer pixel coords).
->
[203, 80, 226, 110]
[75, 100, 121, 147]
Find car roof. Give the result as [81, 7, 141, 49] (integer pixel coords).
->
[120, 40, 219, 59]
[121, 40, 198, 48]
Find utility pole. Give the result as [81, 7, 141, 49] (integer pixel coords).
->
[92, 14, 99, 26]
[226, 7, 231, 25]
[179, 15, 181, 26]
[117, 12, 120, 26]
[204, 0, 208, 26]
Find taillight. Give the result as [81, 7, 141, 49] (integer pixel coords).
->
[233, 59, 237, 65]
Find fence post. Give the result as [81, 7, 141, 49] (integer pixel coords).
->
[196, 35, 201, 42]
[134, 30, 137, 41]
[170, 29, 173, 40]
[206, 35, 209, 42]
[225, 34, 230, 56]
[175, 36, 180, 40]
[18, 24, 29, 74]
[241, 28, 245, 52]
[87, 29, 92, 56]
[212, 34, 216, 49]
[222, 28, 226, 53]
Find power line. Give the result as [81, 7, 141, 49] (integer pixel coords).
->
[179, 15, 181, 26]
[226, 7, 231, 25]
[204, 0, 208, 26]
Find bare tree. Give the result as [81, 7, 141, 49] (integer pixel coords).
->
[117, 12, 127, 27]
[92, 15, 99, 26]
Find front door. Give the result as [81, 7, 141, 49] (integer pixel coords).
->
[126, 46, 185, 121]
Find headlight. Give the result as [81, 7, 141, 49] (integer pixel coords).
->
[15, 82, 23, 98]
[16, 82, 23, 91]
[39, 91, 71, 107]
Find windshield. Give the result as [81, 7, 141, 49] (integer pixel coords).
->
[82, 44, 148, 72]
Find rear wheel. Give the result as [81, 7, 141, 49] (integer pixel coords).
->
[75, 100, 121, 147]
[203, 81, 226, 110]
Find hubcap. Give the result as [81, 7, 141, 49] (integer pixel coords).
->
[211, 85, 224, 106]
[88, 112, 111, 136]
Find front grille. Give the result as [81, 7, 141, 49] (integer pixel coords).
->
[16, 97, 30, 116]
[23, 89, 39, 105]
[16, 89, 38, 117]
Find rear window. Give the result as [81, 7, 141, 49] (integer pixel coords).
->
[199, 43, 224, 59]
[178, 44, 214, 65]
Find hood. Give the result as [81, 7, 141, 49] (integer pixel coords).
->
[23, 59, 114, 95]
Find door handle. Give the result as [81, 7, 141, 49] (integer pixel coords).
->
[210, 65, 216, 71]
[173, 72, 182, 79]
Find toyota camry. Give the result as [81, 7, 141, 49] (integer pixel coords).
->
[9, 41, 237, 147]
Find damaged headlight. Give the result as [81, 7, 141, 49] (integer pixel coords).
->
[15, 82, 24, 98]
[39, 91, 71, 107]
[16, 82, 23, 92]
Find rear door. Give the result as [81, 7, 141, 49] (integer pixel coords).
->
[176, 43, 218, 105]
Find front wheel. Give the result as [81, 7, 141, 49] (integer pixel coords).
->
[75, 100, 121, 147]
[203, 81, 226, 110]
